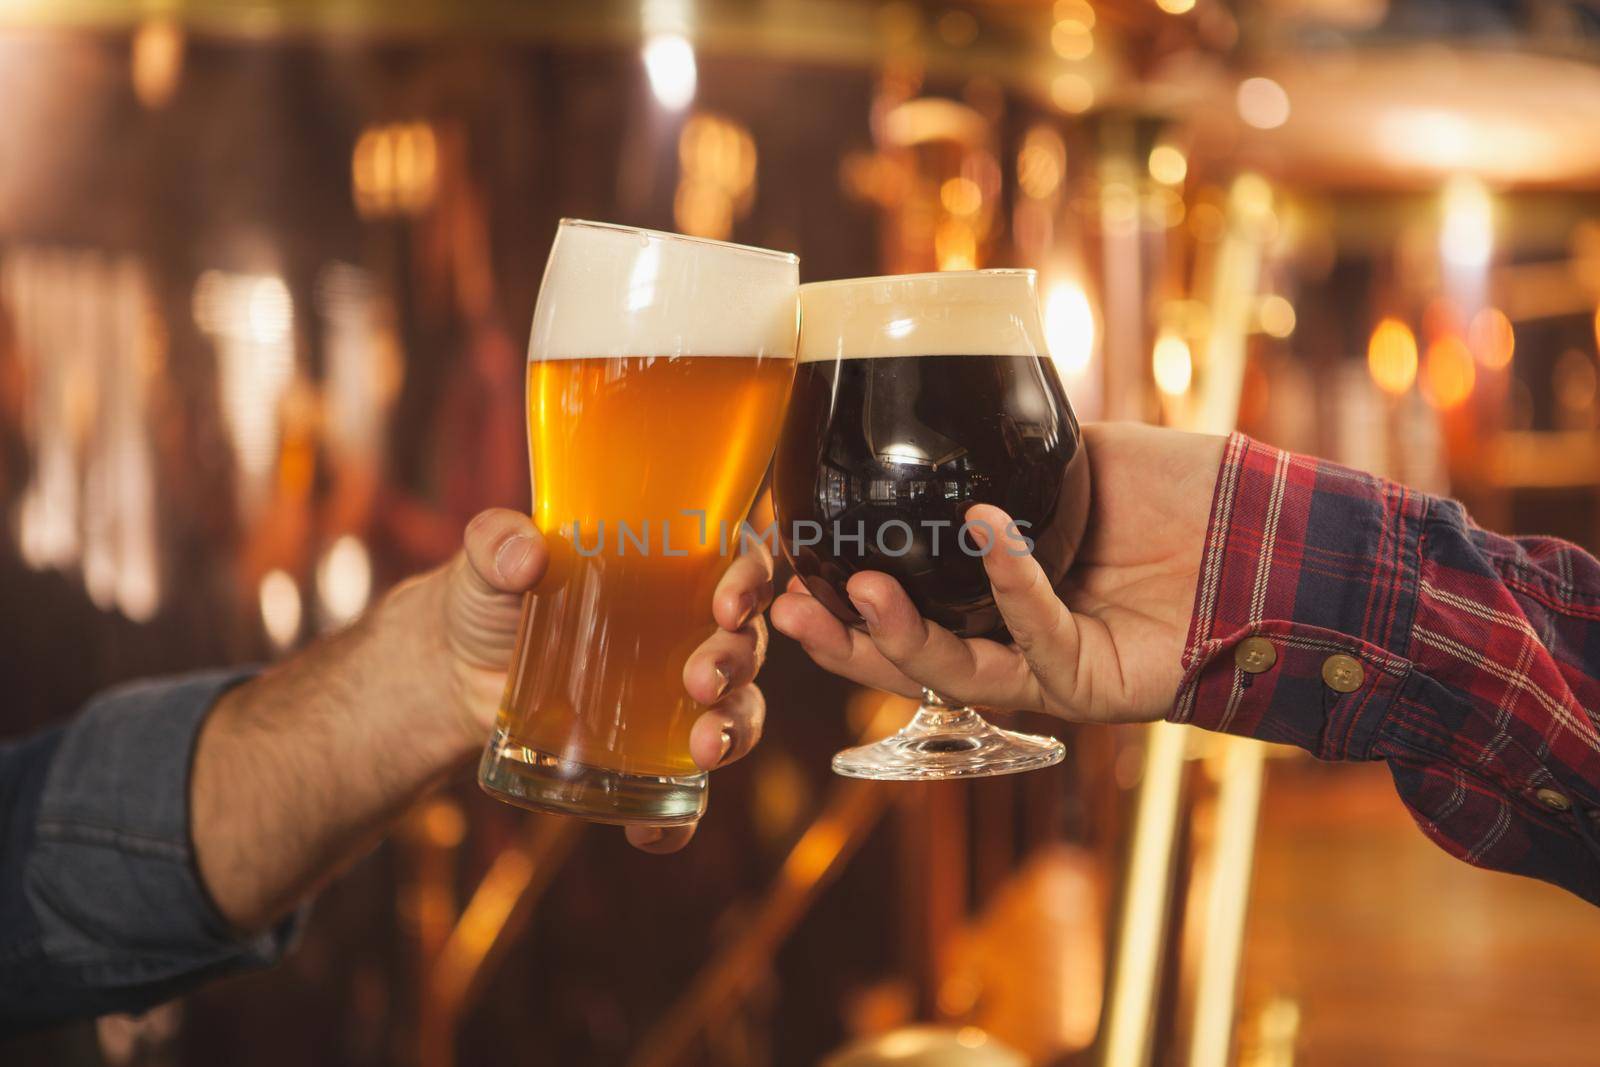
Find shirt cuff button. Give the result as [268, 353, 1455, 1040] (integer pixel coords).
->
[1321, 654, 1364, 693]
[1536, 788, 1573, 812]
[1235, 636, 1277, 674]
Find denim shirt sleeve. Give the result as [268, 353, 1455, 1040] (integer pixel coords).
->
[2, 669, 302, 1031]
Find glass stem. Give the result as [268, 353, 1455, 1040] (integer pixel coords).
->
[906, 689, 985, 733]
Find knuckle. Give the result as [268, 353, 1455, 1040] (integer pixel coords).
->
[1012, 609, 1066, 656]
[878, 634, 916, 662]
[878, 615, 930, 662]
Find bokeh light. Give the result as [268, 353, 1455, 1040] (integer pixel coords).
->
[131, 18, 183, 109]
[1148, 144, 1188, 186]
[675, 112, 757, 240]
[1152, 331, 1193, 396]
[1051, 19, 1094, 61]
[352, 122, 438, 218]
[1051, 73, 1095, 114]
[1466, 307, 1515, 369]
[260, 569, 302, 651]
[1229, 173, 1275, 222]
[935, 219, 977, 270]
[1368, 317, 1418, 395]
[940, 176, 983, 217]
[1441, 175, 1493, 269]
[1018, 127, 1066, 200]
[1421, 335, 1476, 409]
[643, 34, 697, 110]
[1237, 77, 1290, 130]
[316, 535, 373, 628]
[1258, 295, 1296, 339]
[1045, 280, 1096, 376]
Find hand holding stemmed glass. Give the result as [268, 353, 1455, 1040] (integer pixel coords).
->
[769, 269, 1093, 779]
[771, 422, 1224, 732]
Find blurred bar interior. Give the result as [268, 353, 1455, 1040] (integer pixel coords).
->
[3, 0, 1600, 1064]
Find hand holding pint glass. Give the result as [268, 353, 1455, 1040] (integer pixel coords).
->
[478, 220, 797, 825]
[771, 270, 1089, 780]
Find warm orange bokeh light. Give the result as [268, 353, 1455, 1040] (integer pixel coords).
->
[1051, 19, 1094, 61]
[1422, 336, 1477, 409]
[1467, 307, 1515, 368]
[935, 218, 978, 270]
[1367, 317, 1418, 395]
[352, 121, 438, 218]
[1017, 126, 1066, 200]
[940, 176, 983, 217]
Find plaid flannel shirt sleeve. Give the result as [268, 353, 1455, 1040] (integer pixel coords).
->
[1171, 433, 1600, 906]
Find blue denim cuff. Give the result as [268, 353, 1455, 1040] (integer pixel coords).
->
[23, 669, 303, 1009]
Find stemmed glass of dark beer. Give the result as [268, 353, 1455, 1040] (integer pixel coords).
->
[773, 270, 1089, 779]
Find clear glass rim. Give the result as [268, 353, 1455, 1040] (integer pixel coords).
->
[558, 218, 799, 265]
[800, 268, 1036, 293]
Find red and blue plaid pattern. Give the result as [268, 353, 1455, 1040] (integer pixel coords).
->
[1173, 433, 1600, 905]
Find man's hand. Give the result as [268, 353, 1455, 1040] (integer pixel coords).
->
[428, 508, 771, 852]
[769, 423, 1223, 723]
[194, 511, 773, 933]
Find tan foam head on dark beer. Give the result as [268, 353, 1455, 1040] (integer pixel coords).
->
[798, 270, 1047, 363]
[530, 220, 799, 361]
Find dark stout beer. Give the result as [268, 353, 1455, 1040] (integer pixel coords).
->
[774, 271, 1088, 640]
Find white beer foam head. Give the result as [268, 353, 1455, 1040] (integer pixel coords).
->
[797, 270, 1046, 363]
[530, 220, 799, 361]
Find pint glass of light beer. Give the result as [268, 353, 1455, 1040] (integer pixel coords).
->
[478, 220, 798, 824]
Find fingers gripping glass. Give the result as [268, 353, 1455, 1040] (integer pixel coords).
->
[772, 270, 1089, 780]
[477, 220, 798, 824]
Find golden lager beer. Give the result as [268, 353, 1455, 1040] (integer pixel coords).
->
[478, 220, 797, 824]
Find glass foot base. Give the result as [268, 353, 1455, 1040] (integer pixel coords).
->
[831, 696, 1065, 781]
[478, 727, 706, 826]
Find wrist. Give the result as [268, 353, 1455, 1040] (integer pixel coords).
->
[191, 580, 474, 933]
[367, 566, 484, 768]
